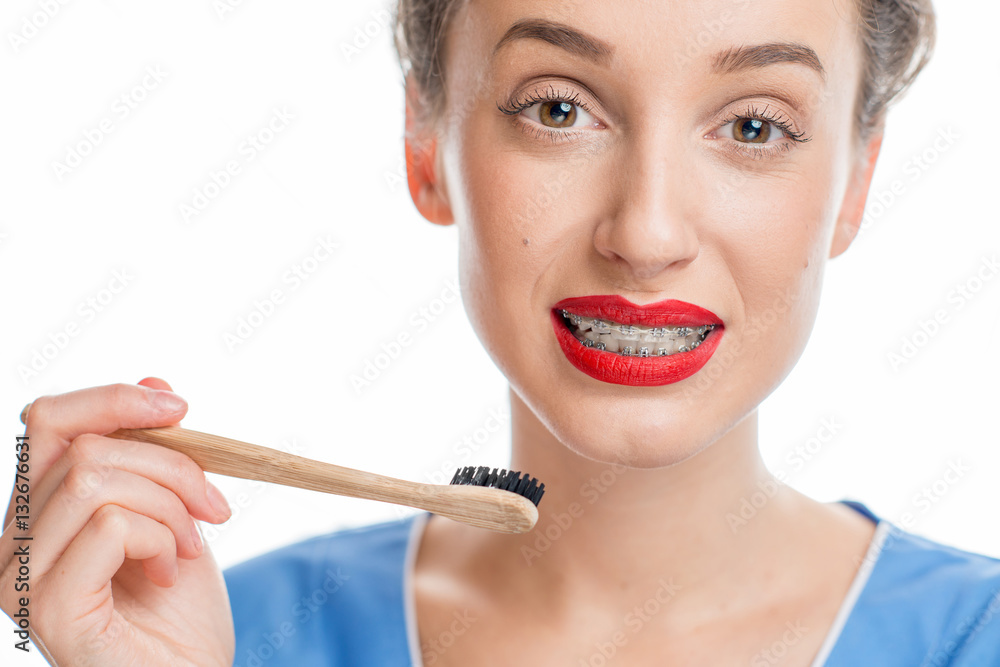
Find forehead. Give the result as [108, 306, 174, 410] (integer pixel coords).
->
[444, 0, 861, 100]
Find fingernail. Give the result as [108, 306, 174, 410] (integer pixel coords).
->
[206, 480, 231, 519]
[151, 389, 187, 414]
[191, 520, 204, 553]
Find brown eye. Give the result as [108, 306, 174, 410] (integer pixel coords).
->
[539, 100, 577, 128]
[733, 118, 770, 143]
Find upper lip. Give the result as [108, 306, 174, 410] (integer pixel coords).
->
[553, 295, 723, 328]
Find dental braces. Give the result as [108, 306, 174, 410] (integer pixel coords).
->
[576, 336, 707, 356]
[560, 310, 716, 338]
[560, 309, 716, 357]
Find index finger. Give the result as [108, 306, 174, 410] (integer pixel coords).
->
[8, 382, 188, 525]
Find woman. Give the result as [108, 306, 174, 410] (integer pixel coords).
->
[3, 0, 997, 665]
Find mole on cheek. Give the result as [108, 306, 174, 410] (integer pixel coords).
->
[522, 237, 530, 246]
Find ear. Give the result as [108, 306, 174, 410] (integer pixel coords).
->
[829, 131, 883, 259]
[404, 91, 454, 227]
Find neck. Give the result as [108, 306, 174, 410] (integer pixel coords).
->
[431, 387, 826, 624]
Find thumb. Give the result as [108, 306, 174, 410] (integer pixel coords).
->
[137, 377, 183, 425]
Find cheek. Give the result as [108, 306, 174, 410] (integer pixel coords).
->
[710, 159, 838, 357]
[456, 139, 586, 312]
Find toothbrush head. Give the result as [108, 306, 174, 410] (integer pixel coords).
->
[449, 466, 546, 507]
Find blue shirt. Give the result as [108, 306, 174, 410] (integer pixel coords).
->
[223, 500, 1000, 666]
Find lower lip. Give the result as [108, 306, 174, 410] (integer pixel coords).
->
[550, 310, 725, 387]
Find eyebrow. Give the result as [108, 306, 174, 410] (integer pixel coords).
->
[711, 42, 826, 81]
[492, 18, 825, 83]
[492, 18, 615, 66]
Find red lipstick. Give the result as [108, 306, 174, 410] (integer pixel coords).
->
[551, 295, 725, 387]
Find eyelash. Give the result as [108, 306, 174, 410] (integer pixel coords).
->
[718, 103, 811, 160]
[496, 87, 812, 158]
[496, 85, 596, 145]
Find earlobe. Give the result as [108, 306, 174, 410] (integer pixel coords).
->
[404, 96, 455, 227]
[829, 132, 883, 259]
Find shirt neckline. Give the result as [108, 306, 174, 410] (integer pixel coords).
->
[807, 515, 891, 666]
[403, 511, 430, 667]
[402, 502, 887, 667]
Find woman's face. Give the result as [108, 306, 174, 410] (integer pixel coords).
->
[418, 0, 875, 467]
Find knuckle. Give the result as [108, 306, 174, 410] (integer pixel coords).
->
[61, 462, 109, 502]
[24, 394, 56, 430]
[161, 451, 204, 493]
[92, 504, 128, 535]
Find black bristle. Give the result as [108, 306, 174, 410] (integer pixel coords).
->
[515, 474, 530, 495]
[532, 483, 545, 505]
[448, 465, 547, 507]
[473, 466, 490, 485]
[502, 470, 520, 492]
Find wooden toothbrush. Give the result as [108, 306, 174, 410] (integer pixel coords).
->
[18, 406, 544, 533]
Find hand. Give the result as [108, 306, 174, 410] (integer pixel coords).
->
[0, 378, 235, 666]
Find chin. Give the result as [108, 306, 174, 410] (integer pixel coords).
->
[527, 383, 742, 469]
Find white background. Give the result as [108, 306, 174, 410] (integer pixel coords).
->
[1, 0, 998, 664]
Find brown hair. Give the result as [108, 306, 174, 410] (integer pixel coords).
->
[392, 0, 935, 146]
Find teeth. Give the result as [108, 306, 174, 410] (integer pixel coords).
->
[617, 325, 639, 340]
[562, 309, 716, 358]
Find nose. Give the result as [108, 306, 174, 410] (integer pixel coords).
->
[593, 136, 701, 283]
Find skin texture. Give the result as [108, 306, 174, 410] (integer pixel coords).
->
[406, 0, 885, 664]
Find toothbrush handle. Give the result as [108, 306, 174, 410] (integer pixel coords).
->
[106, 425, 537, 534]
